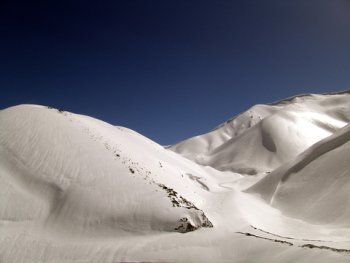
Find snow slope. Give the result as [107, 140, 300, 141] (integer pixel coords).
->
[2, 92, 350, 263]
[170, 92, 350, 174]
[0, 105, 214, 236]
[247, 122, 350, 226]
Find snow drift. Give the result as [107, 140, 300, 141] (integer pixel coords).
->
[247, 122, 350, 226]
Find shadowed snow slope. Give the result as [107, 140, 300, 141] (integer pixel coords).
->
[0, 105, 214, 235]
[247, 122, 350, 226]
[169, 92, 350, 174]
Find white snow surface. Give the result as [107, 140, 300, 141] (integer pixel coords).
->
[170, 93, 350, 174]
[247, 121, 350, 226]
[2, 92, 350, 263]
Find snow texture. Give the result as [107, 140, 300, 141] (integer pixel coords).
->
[2, 91, 350, 262]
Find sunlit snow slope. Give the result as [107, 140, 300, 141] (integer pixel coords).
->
[247, 122, 350, 226]
[170, 92, 350, 174]
[0, 105, 214, 235]
[3, 92, 350, 263]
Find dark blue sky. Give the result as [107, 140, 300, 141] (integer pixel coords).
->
[1, 0, 350, 144]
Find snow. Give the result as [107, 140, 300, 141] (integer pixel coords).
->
[2, 91, 350, 262]
[170, 93, 350, 174]
[0, 105, 214, 235]
[248, 122, 350, 226]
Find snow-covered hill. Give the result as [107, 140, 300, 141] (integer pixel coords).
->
[247, 122, 350, 226]
[0, 105, 214, 235]
[169, 92, 350, 174]
[2, 92, 350, 263]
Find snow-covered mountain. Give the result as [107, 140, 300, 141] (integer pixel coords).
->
[247, 121, 350, 226]
[2, 91, 350, 263]
[170, 92, 350, 174]
[0, 105, 214, 235]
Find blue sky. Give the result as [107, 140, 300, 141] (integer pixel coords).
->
[1, 0, 350, 144]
